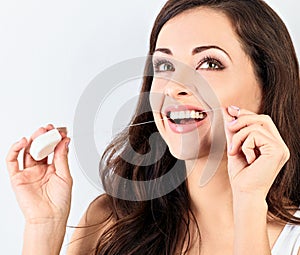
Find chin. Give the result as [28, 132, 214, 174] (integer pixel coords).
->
[168, 142, 210, 161]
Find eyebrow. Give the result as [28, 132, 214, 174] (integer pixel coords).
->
[154, 45, 232, 60]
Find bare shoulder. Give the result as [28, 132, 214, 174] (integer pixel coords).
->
[84, 194, 113, 224]
[66, 194, 114, 255]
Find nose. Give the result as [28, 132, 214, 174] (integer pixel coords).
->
[164, 81, 191, 99]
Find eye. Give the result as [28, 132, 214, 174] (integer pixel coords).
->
[197, 57, 225, 71]
[153, 59, 175, 72]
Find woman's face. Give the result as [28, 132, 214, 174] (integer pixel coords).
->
[150, 8, 262, 159]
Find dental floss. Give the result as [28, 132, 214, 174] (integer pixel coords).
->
[127, 107, 221, 127]
[28, 107, 222, 159]
[73, 107, 223, 139]
[29, 128, 63, 161]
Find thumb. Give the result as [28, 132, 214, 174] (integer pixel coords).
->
[53, 137, 71, 181]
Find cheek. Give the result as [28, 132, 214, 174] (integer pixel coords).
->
[149, 78, 168, 116]
[218, 83, 261, 111]
[200, 76, 234, 107]
[150, 77, 167, 93]
[202, 72, 261, 111]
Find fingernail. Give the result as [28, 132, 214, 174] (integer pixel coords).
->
[65, 141, 70, 150]
[228, 143, 233, 152]
[57, 127, 67, 133]
[229, 105, 240, 111]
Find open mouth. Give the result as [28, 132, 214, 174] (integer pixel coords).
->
[162, 105, 209, 133]
[166, 109, 207, 125]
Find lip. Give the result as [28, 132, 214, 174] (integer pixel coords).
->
[162, 104, 208, 134]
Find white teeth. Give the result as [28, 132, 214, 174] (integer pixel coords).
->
[185, 111, 190, 118]
[170, 112, 178, 119]
[179, 111, 185, 119]
[190, 110, 196, 118]
[168, 110, 206, 120]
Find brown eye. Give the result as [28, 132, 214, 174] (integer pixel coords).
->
[197, 57, 225, 71]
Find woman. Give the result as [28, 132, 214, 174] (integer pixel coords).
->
[6, 0, 300, 254]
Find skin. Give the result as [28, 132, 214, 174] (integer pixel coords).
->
[151, 7, 262, 159]
[5, 7, 296, 255]
[151, 7, 290, 254]
[6, 124, 72, 254]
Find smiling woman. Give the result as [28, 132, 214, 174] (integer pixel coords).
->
[150, 8, 262, 162]
[6, 0, 300, 255]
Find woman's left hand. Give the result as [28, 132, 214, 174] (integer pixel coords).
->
[224, 106, 290, 198]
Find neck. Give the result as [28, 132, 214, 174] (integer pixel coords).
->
[185, 153, 234, 236]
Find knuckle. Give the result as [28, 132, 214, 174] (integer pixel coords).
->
[241, 141, 250, 151]
[282, 146, 290, 160]
[273, 143, 290, 162]
[69, 176, 74, 186]
[261, 114, 272, 123]
[40, 127, 47, 133]
[38, 127, 46, 132]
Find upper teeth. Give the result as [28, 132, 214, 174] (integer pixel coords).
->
[169, 110, 205, 120]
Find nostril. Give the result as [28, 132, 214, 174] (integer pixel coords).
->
[178, 91, 188, 96]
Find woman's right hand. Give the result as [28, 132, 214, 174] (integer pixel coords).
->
[6, 124, 72, 225]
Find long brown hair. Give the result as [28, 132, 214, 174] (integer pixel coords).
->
[95, 0, 300, 254]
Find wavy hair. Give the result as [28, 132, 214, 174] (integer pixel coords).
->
[95, 0, 300, 254]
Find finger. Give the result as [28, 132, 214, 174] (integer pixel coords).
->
[229, 124, 275, 156]
[227, 114, 282, 140]
[227, 105, 256, 118]
[6, 137, 28, 177]
[241, 133, 258, 165]
[23, 127, 47, 167]
[53, 137, 72, 183]
[23, 126, 53, 167]
[45, 123, 55, 131]
[44, 124, 67, 138]
[57, 127, 67, 138]
[227, 105, 241, 118]
[224, 107, 258, 154]
[240, 131, 280, 165]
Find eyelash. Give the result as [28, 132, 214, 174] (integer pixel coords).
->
[153, 59, 175, 73]
[153, 56, 225, 73]
[196, 56, 225, 71]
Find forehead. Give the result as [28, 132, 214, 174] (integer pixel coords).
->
[156, 8, 240, 52]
